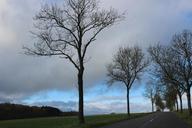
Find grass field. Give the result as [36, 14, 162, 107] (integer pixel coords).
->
[0, 113, 149, 128]
[176, 111, 192, 127]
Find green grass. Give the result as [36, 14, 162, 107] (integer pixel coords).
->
[0, 113, 149, 128]
[176, 110, 192, 127]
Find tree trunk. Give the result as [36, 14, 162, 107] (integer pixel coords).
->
[151, 101, 154, 112]
[186, 89, 192, 116]
[78, 68, 85, 124]
[127, 86, 130, 116]
[178, 93, 183, 113]
[175, 99, 178, 112]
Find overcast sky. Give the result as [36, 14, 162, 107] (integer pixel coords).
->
[0, 0, 192, 115]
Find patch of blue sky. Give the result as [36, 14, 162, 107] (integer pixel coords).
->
[84, 83, 146, 104]
[183, 11, 192, 21]
[23, 89, 78, 104]
[180, 11, 192, 29]
[23, 82, 147, 108]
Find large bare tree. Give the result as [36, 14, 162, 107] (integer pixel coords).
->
[107, 46, 148, 115]
[24, 0, 123, 123]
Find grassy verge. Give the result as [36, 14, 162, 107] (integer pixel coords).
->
[0, 113, 149, 128]
[176, 111, 192, 127]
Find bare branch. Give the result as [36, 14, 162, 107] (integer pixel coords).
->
[107, 46, 148, 89]
[24, 0, 123, 122]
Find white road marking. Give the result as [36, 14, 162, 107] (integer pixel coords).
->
[139, 115, 158, 128]
[150, 119, 154, 122]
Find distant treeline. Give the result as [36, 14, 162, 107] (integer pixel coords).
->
[0, 103, 78, 120]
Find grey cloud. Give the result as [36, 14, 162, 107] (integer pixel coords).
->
[0, 93, 24, 103]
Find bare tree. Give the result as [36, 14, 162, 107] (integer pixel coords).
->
[176, 86, 184, 113]
[148, 30, 192, 115]
[148, 45, 184, 111]
[161, 78, 184, 112]
[163, 84, 178, 111]
[155, 93, 165, 111]
[23, 0, 123, 123]
[171, 30, 192, 116]
[107, 46, 148, 115]
[143, 80, 156, 112]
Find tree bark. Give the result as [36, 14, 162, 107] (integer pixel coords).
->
[151, 101, 154, 112]
[78, 67, 85, 124]
[175, 99, 179, 112]
[178, 93, 183, 113]
[186, 89, 192, 116]
[127, 86, 130, 116]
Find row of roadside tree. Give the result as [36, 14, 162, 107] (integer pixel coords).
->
[144, 30, 192, 115]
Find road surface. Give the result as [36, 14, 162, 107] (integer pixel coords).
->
[99, 112, 190, 128]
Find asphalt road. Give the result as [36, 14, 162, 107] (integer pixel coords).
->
[99, 112, 190, 128]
